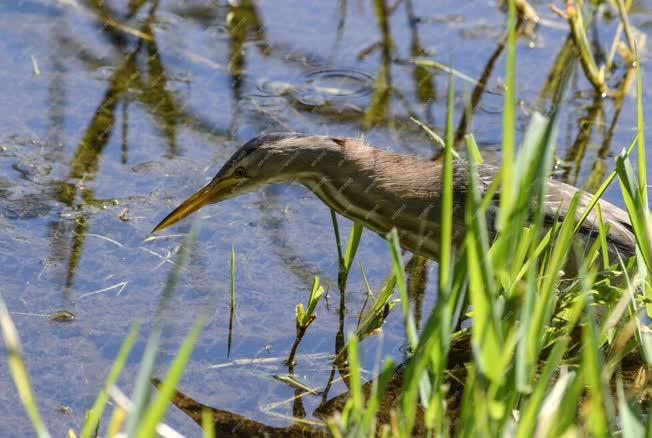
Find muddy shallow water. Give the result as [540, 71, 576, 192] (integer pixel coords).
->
[1, 0, 651, 435]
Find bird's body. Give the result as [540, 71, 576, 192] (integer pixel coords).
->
[153, 133, 636, 263]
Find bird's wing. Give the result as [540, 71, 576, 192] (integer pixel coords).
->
[474, 164, 636, 258]
[542, 178, 636, 258]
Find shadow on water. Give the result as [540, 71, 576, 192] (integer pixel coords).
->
[154, 325, 649, 436]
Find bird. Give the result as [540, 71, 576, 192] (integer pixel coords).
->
[151, 132, 636, 263]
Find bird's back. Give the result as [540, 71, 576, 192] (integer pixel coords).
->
[474, 163, 636, 259]
[312, 138, 636, 263]
[541, 177, 636, 258]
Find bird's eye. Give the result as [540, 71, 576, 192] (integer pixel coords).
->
[233, 167, 247, 178]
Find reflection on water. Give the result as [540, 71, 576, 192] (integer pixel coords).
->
[0, 0, 650, 435]
[164, 321, 652, 436]
[257, 68, 374, 110]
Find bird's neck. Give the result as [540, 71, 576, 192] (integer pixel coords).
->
[295, 137, 446, 201]
[293, 137, 452, 259]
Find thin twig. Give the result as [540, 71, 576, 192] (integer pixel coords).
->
[564, 1, 608, 95]
[142, 234, 187, 242]
[207, 352, 332, 369]
[615, 0, 636, 59]
[30, 56, 40, 76]
[515, 0, 539, 23]
[78, 281, 128, 299]
[606, 23, 624, 70]
[73, 232, 126, 248]
[408, 58, 484, 88]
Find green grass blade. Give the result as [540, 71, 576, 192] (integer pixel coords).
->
[376, 275, 396, 306]
[330, 209, 344, 267]
[355, 272, 397, 340]
[464, 133, 483, 164]
[464, 143, 502, 383]
[648, 399, 652, 438]
[361, 358, 394, 434]
[202, 407, 215, 438]
[573, 135, 637, 238]
[497, 0, 516, 231]
[509, 226, 533, 280]
[583, 310, 614, 436]
[412, 116, 461, 159]
[616, 153, 652, 271]
[492, 112, 553, 280]
[396, 309, 438, 434]
[596, 205, 611, 270]
[0, 294, 51, 438]
[509, 228, 552, 290]
[126, 220, 200, 434]
[548, 368, 584, 436]
[299, 277, 325, 327]
[228, 244, 236, 357]
[343, 222, 364, 274]
[439, 70, 454, 294]
[331, 211, 363, 289]
[230, 244, 236, 311]
[136, 316, 207, 437]
[347, 334, 362, 413]
[528, 197, 579, 362]
[617, 378, 645, 438]
[81, 322, 141, 438]
[635, 48, 647, 209]
[457, 363, 478, 436]
[411, 116, 444, 148]
[515, 336, 570, 438]
[106, 405, 126, 437]
[528, 368, 576, 437]
[387, 229, 419, 349]
[396, 257, 468, 434]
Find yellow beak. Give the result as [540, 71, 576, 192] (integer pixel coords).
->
[151, 177, 239, 233]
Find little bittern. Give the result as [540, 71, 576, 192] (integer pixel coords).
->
[152, 133, 635, 262]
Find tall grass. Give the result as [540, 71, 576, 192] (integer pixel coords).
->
[328, 5, 650, 438]
[0, 294, 50, 438]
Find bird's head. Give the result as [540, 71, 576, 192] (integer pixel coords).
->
[151, 132, 343, 233]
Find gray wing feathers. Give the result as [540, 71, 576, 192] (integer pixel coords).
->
[542, 178, 636, 258]
[473, 163, 636, 258]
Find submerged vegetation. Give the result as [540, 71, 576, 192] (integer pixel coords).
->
[1, 0, 651, 437]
